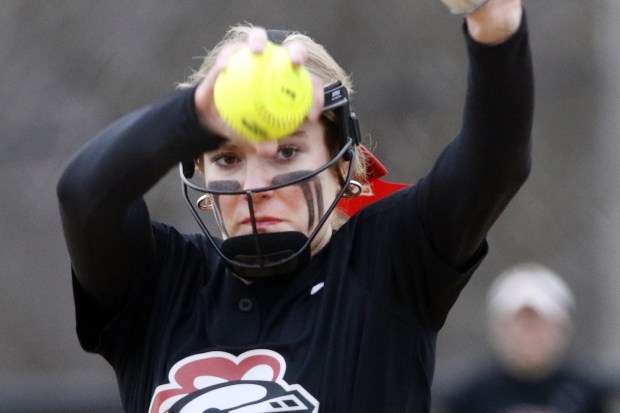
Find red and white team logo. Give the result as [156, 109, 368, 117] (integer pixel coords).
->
[148, 349, 319, 413]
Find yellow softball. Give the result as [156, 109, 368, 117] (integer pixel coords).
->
[214, 42, 313, 142]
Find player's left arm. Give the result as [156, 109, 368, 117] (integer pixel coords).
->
[418, 0, 533, 270]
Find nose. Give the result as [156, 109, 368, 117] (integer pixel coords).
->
[242, 159, 273, 191]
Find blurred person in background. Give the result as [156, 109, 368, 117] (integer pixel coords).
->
[57, 0, 533, 411]
[439, 263, 612, 413]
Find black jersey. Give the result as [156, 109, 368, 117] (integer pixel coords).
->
[58, 17, 534, 413]
[74, 185, 487, 412]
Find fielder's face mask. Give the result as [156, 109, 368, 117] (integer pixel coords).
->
[180, 81, 361, 280]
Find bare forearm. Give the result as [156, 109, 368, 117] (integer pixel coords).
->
[465, 0, 522, 45]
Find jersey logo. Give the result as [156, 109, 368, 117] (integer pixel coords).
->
[148, 349, 319, 413]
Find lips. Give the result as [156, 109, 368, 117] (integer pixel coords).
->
[240, 216, 283, 232]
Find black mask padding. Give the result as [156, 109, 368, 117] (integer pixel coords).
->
[220, 231, 310, 279]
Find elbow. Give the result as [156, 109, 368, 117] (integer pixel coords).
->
[516, 154, 531, 186]
[520, 149, 532, 180]
[506, 152, 531, 192]
[492, 150, 531, 194]
[57, 168, 75, 215]
[56, 161, 88, 218]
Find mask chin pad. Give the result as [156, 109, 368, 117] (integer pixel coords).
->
[220, 231, 310, 279]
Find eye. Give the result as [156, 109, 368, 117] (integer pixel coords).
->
[210, 152, 240, 167]
[275, 144, 299, 161]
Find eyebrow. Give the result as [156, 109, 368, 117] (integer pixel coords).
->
[208, 129, 309, 154]
[288, 129, 308, 139]
[211, 142, 239, 151]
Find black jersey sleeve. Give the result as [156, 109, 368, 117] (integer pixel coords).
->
[346, 15, 533, 330]
[416, 14, 534, 270]
[57, 87, 225, 318]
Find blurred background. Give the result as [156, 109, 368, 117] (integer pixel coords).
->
[1, 0, 619, 411]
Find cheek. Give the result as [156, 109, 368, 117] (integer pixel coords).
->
[279, 186, 313, 220]
[326, 170, 342, 199]
[276, 181, 324, 232]
[215, 194, 241, 213]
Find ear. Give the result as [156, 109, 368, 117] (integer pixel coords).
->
[340, 158, 351, 178]
[334, 158, 351, 188]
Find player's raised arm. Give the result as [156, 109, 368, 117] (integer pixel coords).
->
[57, 30, 324, 316]
[418, 0, 533, 269]
[56, 89, 225, 316]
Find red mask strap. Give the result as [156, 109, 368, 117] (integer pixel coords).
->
[336, 146, 410, 217]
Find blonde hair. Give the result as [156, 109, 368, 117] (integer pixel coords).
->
[178, 24, 351, 93]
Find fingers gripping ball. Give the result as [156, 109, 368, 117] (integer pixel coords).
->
[214, 42, 314, 142]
